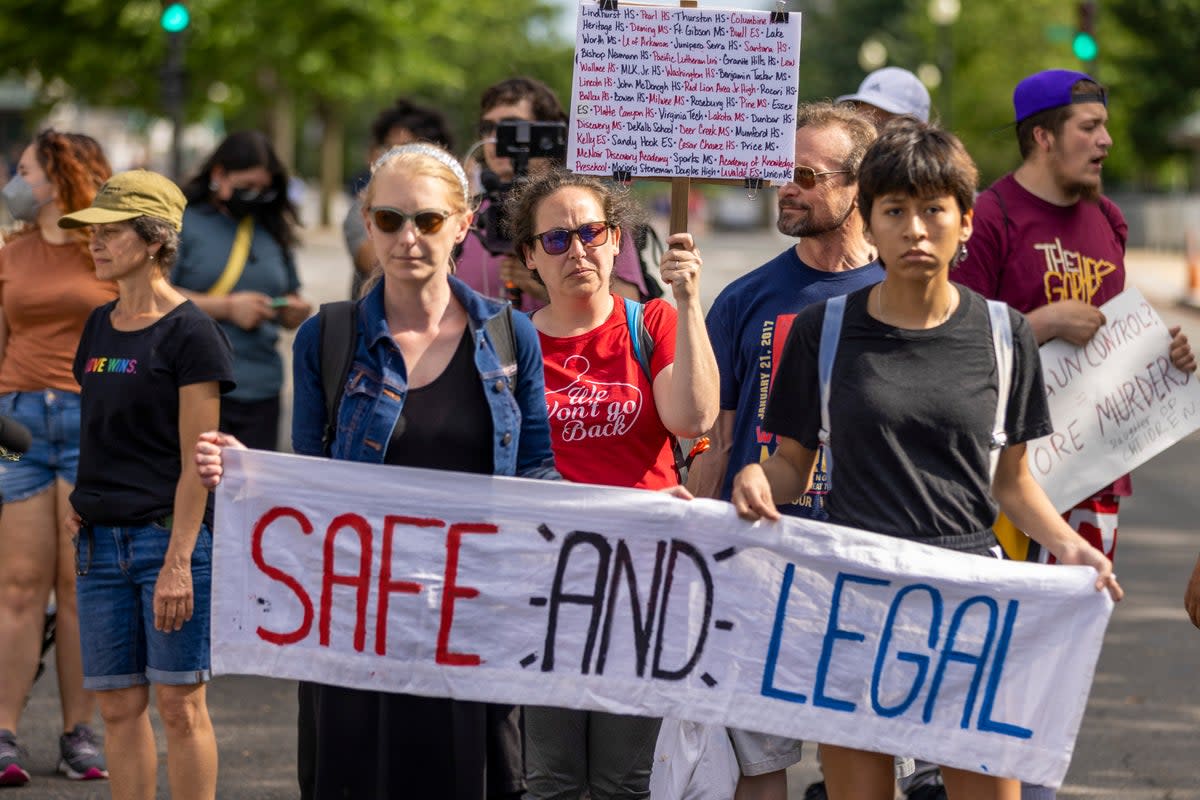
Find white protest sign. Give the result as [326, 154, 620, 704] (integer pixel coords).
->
[1031, 287, 1200, 511]
[567, 2, 801, 182]
[212, 449, 1113, 787]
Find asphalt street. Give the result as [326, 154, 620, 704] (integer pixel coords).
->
[14, 194, 1200, 799]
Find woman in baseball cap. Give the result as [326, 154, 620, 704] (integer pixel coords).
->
[59, 169, 234, 800]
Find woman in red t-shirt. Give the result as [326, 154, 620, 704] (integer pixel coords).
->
[502, 169, 718, 797]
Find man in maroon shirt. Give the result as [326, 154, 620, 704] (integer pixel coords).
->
[955, 69, 1195, 564]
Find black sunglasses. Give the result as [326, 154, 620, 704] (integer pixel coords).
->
[369, 207, 451, 235]
[790, 165, 852, 189]
[532, 222, 611, 255]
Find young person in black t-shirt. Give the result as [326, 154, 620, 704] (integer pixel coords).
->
[59, 170, 234, 800]
[730, 120, 1121, 800]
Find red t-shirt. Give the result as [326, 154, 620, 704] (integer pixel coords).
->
[956, 173, 1132, 497]
[538, 296, 677, 489]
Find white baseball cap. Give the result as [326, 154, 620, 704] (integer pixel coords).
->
[837, 67, 931, 123]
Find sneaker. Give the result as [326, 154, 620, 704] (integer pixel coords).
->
[0, 729, 30, 786]
[58, 724, 108, 781]
[803, 781, 828, 800]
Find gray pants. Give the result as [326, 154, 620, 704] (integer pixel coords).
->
[524, 706, 661, 800]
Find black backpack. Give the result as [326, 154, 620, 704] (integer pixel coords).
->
[631, 224, 666, 301]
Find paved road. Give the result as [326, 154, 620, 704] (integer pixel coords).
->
[15, 206, 1200, 798]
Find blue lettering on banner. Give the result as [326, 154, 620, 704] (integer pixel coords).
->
[871, 584, 942, 718]
[759, 567, 1034, 740]
[761, 562, 806, 703]
[814, 573, 891, 712]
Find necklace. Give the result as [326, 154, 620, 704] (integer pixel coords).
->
[876, 282, 956, 327]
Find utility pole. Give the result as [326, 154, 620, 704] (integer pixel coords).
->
[160, 3, 190, 180]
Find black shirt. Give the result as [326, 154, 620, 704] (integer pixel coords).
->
[72, 300, 234, 525]
[764, 284, 1051, 549]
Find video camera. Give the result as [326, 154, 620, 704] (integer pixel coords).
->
[474, 120, 568, 258]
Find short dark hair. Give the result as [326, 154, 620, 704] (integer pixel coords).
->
[1016, 79, 1105, 159]
[795, 101, 878, 176]
[370, 98, 455, 152]
[856, 118, 978, 223]
[130, 215, 180, 273]
[503, 168, 643, 261]
[480, 77, 567, 124]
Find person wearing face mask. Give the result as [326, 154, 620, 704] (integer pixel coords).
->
[0, 129, 116, 787]
[173, 131, 312, 451]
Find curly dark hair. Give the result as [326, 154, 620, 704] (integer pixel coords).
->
[501, 168, 644, 263]
[182, 130, 300, 251]
[370, 98, 455, 152]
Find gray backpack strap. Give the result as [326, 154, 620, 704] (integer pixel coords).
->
[817, 295, 846, 483]
[485, 304, 518, 375]
[987, 299, 1014, 482]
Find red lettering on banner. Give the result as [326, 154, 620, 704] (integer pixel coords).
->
[375, 516, 437, 655]
[321, 513, 373, 652]
[436, 523, 496, 666]
[252, 506, 315, 645]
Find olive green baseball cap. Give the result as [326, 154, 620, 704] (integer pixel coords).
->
[58, 169, 186, 231]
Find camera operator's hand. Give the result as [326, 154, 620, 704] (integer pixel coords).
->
[500, 255, 549, 304]
[659, 233, 702, 305]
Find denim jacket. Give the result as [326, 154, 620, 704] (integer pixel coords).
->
[291, 276, 559, 479]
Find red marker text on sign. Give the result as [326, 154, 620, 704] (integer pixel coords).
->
[250, 507, 492, 665]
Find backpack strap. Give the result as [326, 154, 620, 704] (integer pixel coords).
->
[817, 295, 846, 486]
[624, 296, 654, 379]
[484, 304, 519, 375]
[987, 299, 1014, 482]
[623, 297, 689, 479]
[318, 301, 359, 457]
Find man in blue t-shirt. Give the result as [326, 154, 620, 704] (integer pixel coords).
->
[690, 101, 882, 521]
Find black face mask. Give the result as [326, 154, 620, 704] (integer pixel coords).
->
[225, 187, 277, 219]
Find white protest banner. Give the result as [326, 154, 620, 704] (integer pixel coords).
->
[567, 2, 801, 182]
[212, 449, 1112, 787]
[1031, 287, 1200, 512]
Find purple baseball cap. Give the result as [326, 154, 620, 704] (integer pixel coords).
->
[1013, 69, 1106, 123]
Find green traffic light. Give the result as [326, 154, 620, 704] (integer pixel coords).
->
[1072, 31, 1097, 61]
[161, 3, 190, 33]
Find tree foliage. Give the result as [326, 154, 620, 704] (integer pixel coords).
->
[0, 0, 573, 169]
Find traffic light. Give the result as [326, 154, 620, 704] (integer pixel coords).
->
[160, 3, 190, 33]
[1073, 1, 1097, 63]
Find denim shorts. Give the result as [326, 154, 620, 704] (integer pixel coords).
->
[75, 520, 212, 690]
[0, 389, 82, 501]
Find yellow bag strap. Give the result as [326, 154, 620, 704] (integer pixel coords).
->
[206, 216, 254, 297]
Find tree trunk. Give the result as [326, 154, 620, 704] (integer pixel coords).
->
[269, 90, 295, 173]
[317, 102, 343, 229]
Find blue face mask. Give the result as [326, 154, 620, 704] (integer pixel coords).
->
[1, 175, 51, 222]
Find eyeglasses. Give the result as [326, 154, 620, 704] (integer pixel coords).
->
[790, 166, 853, 189]
[369, 207, 451, 235]
[532, 222, 611, 255]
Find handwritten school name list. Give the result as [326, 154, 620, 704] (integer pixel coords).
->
[568, 2, 801, 182]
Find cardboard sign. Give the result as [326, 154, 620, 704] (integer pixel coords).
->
[1032, 287, 1200, 511]
[567, 2, 801, 181]
[212, 449, 1113, 787]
